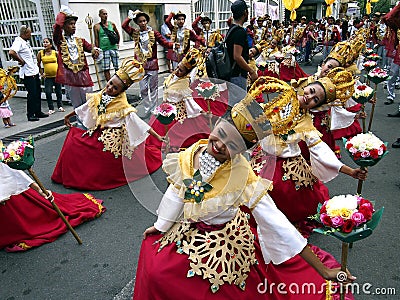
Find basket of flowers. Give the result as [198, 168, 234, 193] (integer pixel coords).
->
[352, 84, 374, 104]
[366, 53, 381, 61]
[153, 103, 177, 125]
[367, 67, 389, 85]
[343, 132, 388, 167]
[312, 194, 383, 243]
[363, 60, 377, 72]
[1, 137, 34, 170]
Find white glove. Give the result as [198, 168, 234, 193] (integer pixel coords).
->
[128, 10, 135, 20]
[200, 12, 205, 18]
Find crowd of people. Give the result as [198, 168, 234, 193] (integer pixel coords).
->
[1, 0, 399, 298]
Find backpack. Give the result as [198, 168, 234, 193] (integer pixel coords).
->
[205, 25, 239, 82]
[100, 22, 119, 45]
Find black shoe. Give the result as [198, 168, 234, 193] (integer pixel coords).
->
[36, 112, 49, 118]
[384, 99, 394, 105]
[28, 116, 40, 121]
[387, 111, 400, 117]
[392, 138, 400, 148]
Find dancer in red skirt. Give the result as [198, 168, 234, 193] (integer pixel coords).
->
[0, 163, 105, 252]
[52, 57, 165, 190]
[250, 75, 367, 237]
[133, 98, 355, 299]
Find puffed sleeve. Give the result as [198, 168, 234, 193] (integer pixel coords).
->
[305, 132, 344, 182]
[0, 163, 34, 202]
[249, 193, 307, 264]
[330, 106, 357, 131]
[154, 184, 184, 232]
[124, 112, 151, 147]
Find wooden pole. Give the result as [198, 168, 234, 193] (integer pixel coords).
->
[28, 168, 83, 245]
[367, 83, 378, 131]
[361, 104, 366, 133]
[340, 242, 349, 300]
[207, 99, 213, 130]
[85, 14, 102, 90]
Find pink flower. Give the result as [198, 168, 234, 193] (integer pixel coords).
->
[351, 212, 366, 226]
[361, 150, 370, 158]
[320, 213, 332, 226]
[349, 147, 358, 154]
[331, 216, 344, 228]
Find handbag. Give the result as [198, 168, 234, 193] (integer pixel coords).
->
[100, 22, 119, 45]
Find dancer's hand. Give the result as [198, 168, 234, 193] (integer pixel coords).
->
[351, 168, 368, 180]
[325, 268, 356, 283]
[143, 226, 160, 239]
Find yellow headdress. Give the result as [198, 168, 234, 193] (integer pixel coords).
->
[115, 57, 145, 89]
[293, 26, 305, 42]
[273, 28, 284, 42]
[231, 90, 271, 143]
[0, 66, 19, 104]
[323, 67, 355, 105]
[180, 48, 201, 71]
[327, 31, 366, 68]
[315, 77, 336, 103]
[251, 77, 302, 135]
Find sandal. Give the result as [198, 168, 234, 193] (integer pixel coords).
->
[9, 123, 16, 127]
[4, 124, 10, 128]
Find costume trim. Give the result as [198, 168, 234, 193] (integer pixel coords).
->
[83, 193, 105, 217]
[132, 30, 155, 63]
[282, 156, 317, 190]
[171, 26, 190, 58]
[96, 125, 137, 159]
[157, 210, 257, 293]
[60, 37, 85, 73]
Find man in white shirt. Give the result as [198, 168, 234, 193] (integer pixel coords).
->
[9, 25, 48, 121]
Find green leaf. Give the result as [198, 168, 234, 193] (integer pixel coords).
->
[203, 183, 213, 192]
[183, 179, 193, 187]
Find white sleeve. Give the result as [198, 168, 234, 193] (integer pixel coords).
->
[0, 163, 34, 202]
[184, 96, 203, 118]
[124, 112, 151, 147]
[75, 102, 97, 129]
[330, 106, 356, 131]
[250, 194, 307, 264]
[10, 38, 22, 53]
[154, 184, 184, 232]
[306, 134, 344, 182]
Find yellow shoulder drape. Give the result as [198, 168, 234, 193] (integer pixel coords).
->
[283, 0, 303, 21]
[325, 0, 335, 17]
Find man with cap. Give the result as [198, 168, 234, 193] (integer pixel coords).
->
[94, 9, 120, 81]
[53, 6, 99, 108]
[192, 14, 214, 48]
[9, 25, 48, 121]
[322, 16, 341, 60]
[165, 11, 205, 68]
[226, 0, 258, 99]
[122, 10, 176, 118]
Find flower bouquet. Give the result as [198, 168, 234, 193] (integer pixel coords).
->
[362, 60, 377, 72]
[1, 137, 34, 170]
[352, 84, 374, 104]
[153, 103, 177, 125]
[343, 132, 388, 167]
[367, 67, 389, 85]
[366, 53, 381, 61]
[256, 60, 268, 71]
[312, 194, 384, 243]
[290, 48, 300, 57]
[364, 48, 374, 56]
[195, 81, 220, 100]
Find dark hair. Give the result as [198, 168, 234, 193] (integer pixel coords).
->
[220, 110, 256, 150]
[43, 37, 56, 50]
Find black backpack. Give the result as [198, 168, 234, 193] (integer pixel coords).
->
[205, 25, 239, 82]
[100, 22, 119, 45]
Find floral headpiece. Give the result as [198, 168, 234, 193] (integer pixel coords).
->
[115, 57, 145, 89]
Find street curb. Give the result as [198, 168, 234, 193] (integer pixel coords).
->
[33, 124, 69, 141]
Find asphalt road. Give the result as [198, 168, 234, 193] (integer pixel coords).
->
[0, 62, 399, 299]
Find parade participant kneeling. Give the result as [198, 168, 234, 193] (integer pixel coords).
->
[0, 162, 105, 252]
[52, 58, 165, 191]
[133, 95, 355, 299]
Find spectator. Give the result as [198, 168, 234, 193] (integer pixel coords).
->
[322, 16, 341, 60]
[37, 37, 64, 114]
[53, 6, 99, 109]
[0, 91, 15, 127]
[94, 9, 120, 81]
[9, 25, 48, 121]
[122, 10, 175, 118]
[226, 0, 258, 103]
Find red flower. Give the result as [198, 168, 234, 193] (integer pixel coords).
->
[358, 206, 373, 220]
[320, 213, 332, 226]
[354, 152, 362, 159]
[342, 219, 355, 233]
[320, 204, 327, 214]
[273, 106, 280, 113]
[381, 144, 387, 151]
[370, 148, 379, 159]
[357, 85, 367, 91]
[346, 143, 353, 150]
[200, 82, 213, 89]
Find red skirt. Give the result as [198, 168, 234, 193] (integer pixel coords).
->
[52, 127, 162, 190]
[0, 188, 105, 252]
[192, 87, 229, 117]
[258, 156, 329, 224]
[133, 232, 352, 300]
[146, 114, 211, 151]
[279, 62, 309, 82]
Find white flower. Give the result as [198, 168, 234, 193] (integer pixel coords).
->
[326, 195, 358, 215]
